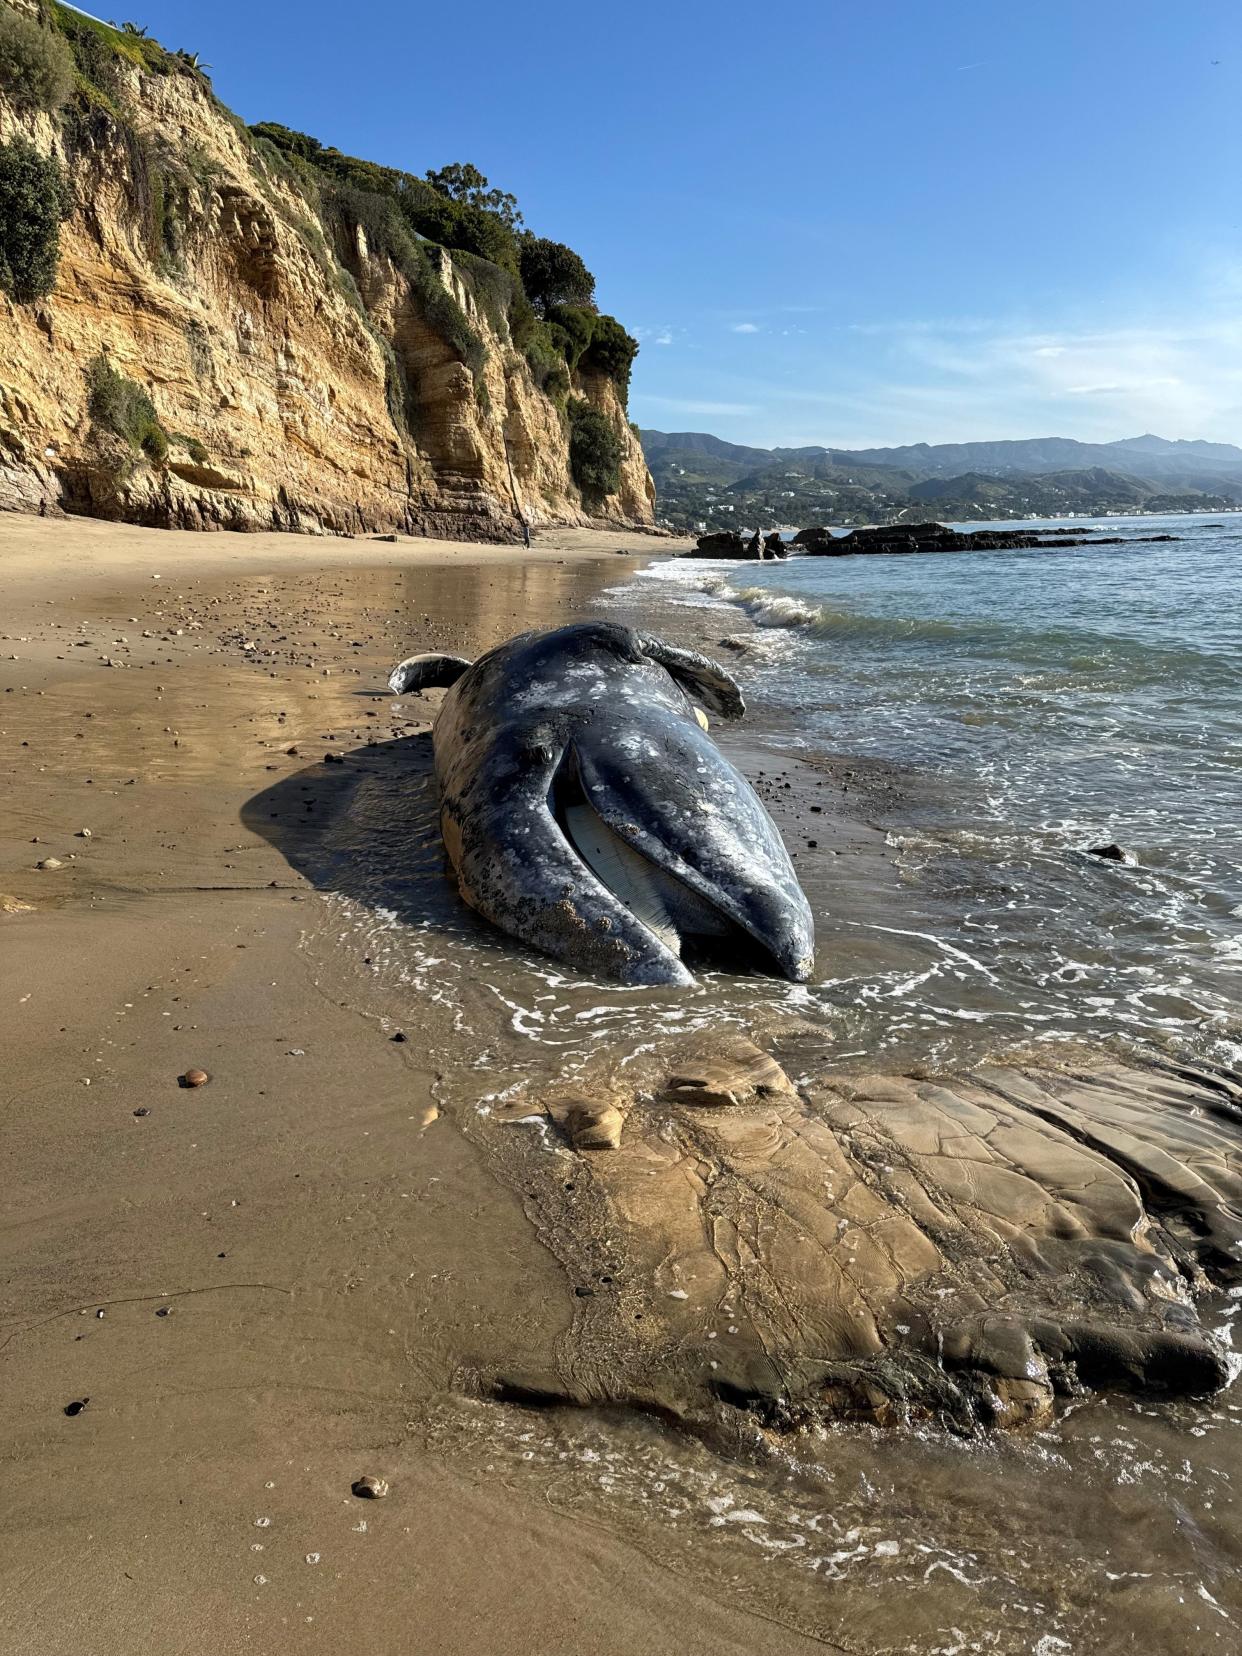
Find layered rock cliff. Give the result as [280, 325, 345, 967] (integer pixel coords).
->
[0, 0, 656, 538]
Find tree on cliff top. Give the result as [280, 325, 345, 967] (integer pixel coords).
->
[425, 162, 523, 231]
[519, 237, 595, 316]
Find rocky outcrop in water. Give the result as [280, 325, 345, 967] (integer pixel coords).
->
[679, 520, 1185, 561]
[792, 521, 1179, 556]
[686, 528, 787, 559]
[482, 1051, 1242, 1433]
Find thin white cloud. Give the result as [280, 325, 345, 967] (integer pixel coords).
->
[654, 330, 673, 346]
[856, 318, 1242, 439]
[659, 312, 1242, 447]
[730, 322, 760, 334]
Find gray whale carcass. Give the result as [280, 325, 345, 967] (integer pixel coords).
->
[387, 621, 814, 987]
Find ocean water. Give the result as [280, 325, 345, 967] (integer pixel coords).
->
[618, 514, 1241, 1070]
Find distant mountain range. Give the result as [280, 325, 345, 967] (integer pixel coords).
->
[640, 431, 1242, 530]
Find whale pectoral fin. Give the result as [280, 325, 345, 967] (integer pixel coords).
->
[635, 634, 746, 720]
[388, 652, 473, 696]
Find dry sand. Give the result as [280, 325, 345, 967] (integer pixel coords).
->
[0, 512, 827, 1656]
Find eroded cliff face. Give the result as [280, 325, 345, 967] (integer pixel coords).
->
[0, 32, 655, 539]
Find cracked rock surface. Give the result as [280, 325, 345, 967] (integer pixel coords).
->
[485, 1056, 1242, 1432]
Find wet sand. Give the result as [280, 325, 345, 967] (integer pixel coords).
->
[2, 515, 822, 1656]
[3, 513, 1240, 1655]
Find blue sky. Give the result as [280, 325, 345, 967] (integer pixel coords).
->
[135, 0, 1241, 448]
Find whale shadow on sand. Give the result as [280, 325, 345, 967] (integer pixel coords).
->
[241, 731, 516, 962]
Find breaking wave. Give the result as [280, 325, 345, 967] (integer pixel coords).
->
[681, 569, 1239, 684]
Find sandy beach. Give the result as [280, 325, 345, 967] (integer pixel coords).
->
[3, 514, 823, 1656]
[3, 512, 1241, 1656]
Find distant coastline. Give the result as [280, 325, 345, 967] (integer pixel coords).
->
[642, 428, 1242, 533]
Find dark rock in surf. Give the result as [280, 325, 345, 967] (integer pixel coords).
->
[686, 528, 789, 559]
[792, 520, 1182, 557]
[691, 530, 749, 558]
[791, 525, 838, 552]
[1088, 843, 1129, 863]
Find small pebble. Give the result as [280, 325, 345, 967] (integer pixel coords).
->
[75, 828, 92, 839]
[351, 1475, 389, 1500]
[181, 1068, 209, 1088]
[390, 1031, 408, 1043]
[63, 1399, 89, 1417]
[133, 1107, 149, 1117]
[36, 857, 63, 870]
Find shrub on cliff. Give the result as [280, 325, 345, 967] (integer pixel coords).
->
[0, 138, 70, 303]
[568, 400, 622, 499]
[545, 303, 596, 371]
[519, 238, 595, 315]
[87, 355, 168, 462]
[0, 6, 74, 111]
[580, 314, 638, 401]
[543, 307, 639, 402]
[452, 249, 518, 337]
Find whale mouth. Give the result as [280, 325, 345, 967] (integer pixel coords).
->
[550, 755, 793, 978]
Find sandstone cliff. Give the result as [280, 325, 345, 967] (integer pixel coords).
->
[0, 1, 656, 539]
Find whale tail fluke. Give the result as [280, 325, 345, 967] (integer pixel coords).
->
[388, 653, 473, 696]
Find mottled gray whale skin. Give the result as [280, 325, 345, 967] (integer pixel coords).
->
[388, 621, 815, 986]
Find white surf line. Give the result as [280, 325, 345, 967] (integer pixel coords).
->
[843, 919, 1002, 983]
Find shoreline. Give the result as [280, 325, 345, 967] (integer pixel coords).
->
[3, 511, 1240, 1654]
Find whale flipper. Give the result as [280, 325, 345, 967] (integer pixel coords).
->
[636, 635, 745, 720]
[388, 653, 473, 696]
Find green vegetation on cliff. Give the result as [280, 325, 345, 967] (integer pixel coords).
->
[0, 3, 73, 110]
[0, 135, 69, 302]
[86, 353, 168, 462]
[250, 120, 639, 407]
[568, 400, 623, 498]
